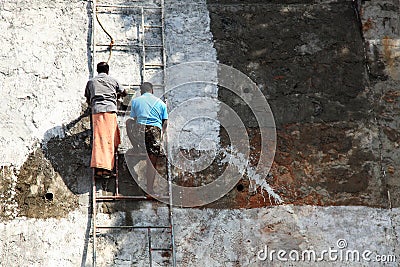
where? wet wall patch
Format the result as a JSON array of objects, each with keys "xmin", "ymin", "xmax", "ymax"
[
  {"xmin": 13, "ymin": 108, "xmax": 92, "ymax": 219},
  {"xmin": 205, "ymin": 1, "xmax": 388, "ymax": 207},
  {"xmin": 208, "ymin": 1, "xmax": 369, "ymax": 126},
  {"xmin": 16, "ymin": 149, "xmax": 79, "ymax": 219}
]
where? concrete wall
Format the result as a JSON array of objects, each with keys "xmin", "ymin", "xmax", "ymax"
[
  {"xmin": 164, "ymin": 0, "xmax": 220, "ymax": 155},
  {"xmin": 208, "ymin": 0, "xmax": 400, "ymax": 208},
  {"xmin": 0, "ymin": 0, "xmax": 88, "ymax": 167},
  {"xmin": 0, "ymin": 0, "xmax": 89, "ymax": 220},
  {"xmin": 1, "ymin": 206, "xmax": 399, "ymax": 266},
  {"xmin": 0, "ymin": 0, "xmax": 399, "ymax": 266},
  {"xmin": 361, "ymin": 0, "xmax": 400, "ymax": 208}
]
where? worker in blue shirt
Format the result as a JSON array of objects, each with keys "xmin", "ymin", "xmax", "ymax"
[{"xmin": 130, "ymin": 82, "xmax": 168, "ymax": 195}]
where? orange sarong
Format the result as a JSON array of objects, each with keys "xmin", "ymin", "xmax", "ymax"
[{"xmin": 90, "ymin": 112, "xmax": 120, "ymax": 170}]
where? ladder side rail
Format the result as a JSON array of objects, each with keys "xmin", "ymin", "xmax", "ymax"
[
  {"xmin": 160, "ymin": 0, "xmax": 177, "ymax": 265},
  {"xmin": 115, "ymin": 152, "xmax": 119, "ymax": 195},
  {"xmin": 92, "ymin": 169, "xmax": 97, "ymax": 267},
  {"xmin": 91, "ymin": 2, "xmax": 97, "ymax": 265},
  {"xmin": 92, "ymin": 0, "xmax": 97, "ymax": 78},
  {"xmin": 148, "ymin": 228, "xmax": 153, "ymax": 267}
]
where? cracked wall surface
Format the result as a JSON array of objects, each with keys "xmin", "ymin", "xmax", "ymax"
[
  {"xmin": 1, "ymin": 206, "xmax": 399, "ymax": 266},
  {"xmin": 0, "ymin": 0, "xmax": 89, "ymax": 167},
  {"xmin": 0, "ymin": 0, "xmax": 399, "ymax": 266},
  {"xmin": 207, "ymin": 0, "xmax": 400, "ymax": 208},
  {"xmin": 0, "ymin": 0, "xmax": 90, "ymax": 221},
  {"xmin": 360, "ymin": 0, "xmax": 400, "ymax": 208}
]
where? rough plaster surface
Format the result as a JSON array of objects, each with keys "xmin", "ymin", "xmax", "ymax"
[
  {"xmin": 0, "ymin": 0, "xmax": 90, "ymax": 220},
  {"xmin": 0, "ymin": 206, "xmax": 399, "ymax": 266},
  {"xmin": 207, "ymin": 0, "xmax": 400, "ymax": 208},
  {"xmin": 0, "ymin": 0, "xmax": 400, "ymax": 266},
  {"xmin": 360, "ymin": 0, "xmax": 400, "ymax": 207},
  {"xmin": 164, "ymin": 0, "xmax": 220, "ymax": 151},
  {"xmin": 0, "ymin": 0, "xmax": 89, "ymax": 167}
]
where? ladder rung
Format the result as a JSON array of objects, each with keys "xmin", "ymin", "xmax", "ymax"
[
  {"xmin": 121, "ymin": 84, "xmax": 141, "ymax": 87},
  {"xmin": 96, "ymin": 225, "xmax": 171, "ymax": 230},
  {"xmin": 96, "ymin": 195, "xmax": 150, "ymax": 200},
  {"xmin": 95, "ymin": 5, "xmax": 162, "ymax": 11},
  {"xmin": 120, "ymin": 84, "xmax": 164, "ymax": 88},
  {"xmin": 124, "ymin": 151, "xmax": 149, "ymax": 158},
  {"xmin": 116, "ymin": 111, "xmax": 129, "ymax": 116},
  {"xmin": 145, "ymin": 63, "xmax": 164, "ymax": 68},
  {"xmin": 96, "ymin": 4, "xmax": 141, "ymax": 9},
  {"xmin": 151, "ymin": 248, "xmax": 172, "ymax": 251},
  {"xmin": 144, "ymin": 25, "xmax": 162, "ymax": 28},
  {"xmin": 96, "ymin": 44, "xmax": 134, "ymax": 47},
  {"xmin": 96, "ymin": 43, "xmax": 163, "ymax": 48},
  {"xmin": 145, "ymin": 44, "xmax": 163, "ymax": 48},
  {"xmin": 143, "ymin": 7, "xmax": 162, "ymax": 10},
  {"xmin": 95, "ymin": 194, "xmax": 170, "ymax": 201}
]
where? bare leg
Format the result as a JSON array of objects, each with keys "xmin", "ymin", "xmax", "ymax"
[{"xmin": 146, "ymin": 154, "xmax": 158, "ymax": 194}]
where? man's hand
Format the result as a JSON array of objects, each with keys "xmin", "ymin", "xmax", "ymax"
[
  {"xmin": 118, "ymin": 89, "xmax": 127, "ymax": 98},
  {"xmin": 162, "ymin": 119, "xmax": 168, "ymax": 134}
]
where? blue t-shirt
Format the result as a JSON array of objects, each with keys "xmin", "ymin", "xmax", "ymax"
[{"xmin": 130, "ymin": 93, "xmax": 168, "ymax": 129}]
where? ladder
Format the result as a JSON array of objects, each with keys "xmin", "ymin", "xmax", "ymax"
[
  {"xmin": 91, "ymin": 0, "xmax": 166, "ymax": 91},
  {"xmin": 90, "ymin": 0, "xmax": 175, "ymax": 266}
]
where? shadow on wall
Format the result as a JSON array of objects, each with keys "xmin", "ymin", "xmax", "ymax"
[
  {"xmin": 43, "ymin": 105, "xmax": 93, "ymax": 267},
  {"xmin": 14, "ymin": 105, "xmax": 92, "ymax": 219},
  {"xmin": 13, "ymin": 0, "xmax": 93, "ymax": 218},
  {"xmin": 44, "ymin": 106, "xmax": 92, "ymax": 195}
]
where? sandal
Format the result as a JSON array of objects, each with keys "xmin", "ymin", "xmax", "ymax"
[
  {"xmin": 94, "ymin": 168, "xmax": 113, "ymax": 179},
  {"xmin": 94, "ymin": 169, "xmax": 103, "ymax": 177}
]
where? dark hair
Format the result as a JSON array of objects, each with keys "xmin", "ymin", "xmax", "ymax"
[
  {"xmin": 97, "ymin": 62, "xmax": 109, "ymax": 74},
  {"xmin": 140, "ymin": 82, "xmax": 153, "ymax": 94}
]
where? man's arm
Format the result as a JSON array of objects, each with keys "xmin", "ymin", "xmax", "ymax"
[
  {"xmin": 130, "ymin": 99, "xmax": 136, "ymax": 118},
  {"xmin": 161, "ymin": 102, "xmax": 168, "ymax": 134},
  {"xmin": 116, "ymin": 80, "xmax": 127, "ymax": 98},
  {"xmin": 162, "ymin": 119, "xmax": 167, "ymax": 133},
  {"xmin": 85, "ymin": 82, "xmax": 91, "ymax": 106},
  {"xmin": 117, "ymin": 89, "xmax": 127, "ymax": 98}
]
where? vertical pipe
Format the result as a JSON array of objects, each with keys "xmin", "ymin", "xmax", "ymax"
[{"xmin": 161, "ymin": 0, "xmax": 167, "ymax": 85}]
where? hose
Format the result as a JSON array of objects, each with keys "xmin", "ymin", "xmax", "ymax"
[{"xmin": 95, "ymin": 8, "xmax": 114, "ymax": 63}]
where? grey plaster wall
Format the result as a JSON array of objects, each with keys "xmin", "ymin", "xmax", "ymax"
[
  {"xmin": 0, "ymin": 0, "xmax": 90, "ymax": 220},
  {"xmin": 361, "ymin": 0, "xmax": 400, "ymax": 208},
  {"xmin": 0, "ymin": 0, "xmax": 399, "ymax": 266},
  {"xmin": 164, "ymin": 0, "xmax": 219, "ymax": 151},
  {"xmin": 0, "ymin": 0, "xmax": 89, "ymax": 167},
  {"xmin": 1, "ymin": 206, "xmax": 399, "ymax": 266}
]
